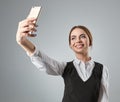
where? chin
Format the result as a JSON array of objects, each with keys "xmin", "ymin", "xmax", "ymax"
[
  {"xmin": 75, "ymin": 50, "xmax": 84, "ymax": 54},
  {"xmin": 75, "ymin": 49, "xmax": 88, "ymax": 54}
]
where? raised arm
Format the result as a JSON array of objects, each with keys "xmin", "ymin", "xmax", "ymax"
[
  {"xmin": 16, "ymin": 18, "xmax": 37, "ymax": 56},
  {"xmin": 16, "ymin": 18, "xmax": 66, "ymax": 75}
]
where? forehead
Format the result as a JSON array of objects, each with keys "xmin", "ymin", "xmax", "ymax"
[{"xmin": 71, "ymin": 28, "xmax": 87, "ymax": 36}]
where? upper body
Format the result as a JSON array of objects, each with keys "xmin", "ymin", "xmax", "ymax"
[
  {"xmin": 29, "ymin": 49, "xmax": 109, "ymax": 102},
  {"xmin": 16, "ymin": 18, "xmax": 109, "ymax": 102}
]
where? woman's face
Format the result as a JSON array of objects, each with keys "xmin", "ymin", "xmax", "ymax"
[{"xmin": 70, "ymin": 28, "xmax": 90, "ymax": 55}]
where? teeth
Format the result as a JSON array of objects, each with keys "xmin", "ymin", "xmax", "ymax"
[{"xmin": 76, "ymin": 44, "xmax": 84, "ymax": 48}]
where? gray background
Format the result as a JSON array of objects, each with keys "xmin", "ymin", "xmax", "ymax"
[{"xmin": 0, "ymin": 0, "xmax": 120, "ymax": 102}]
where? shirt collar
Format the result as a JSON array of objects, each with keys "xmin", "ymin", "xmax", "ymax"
[{"xmin": 74, "ymin": 57, "xmax": 95, "ymax": 67}]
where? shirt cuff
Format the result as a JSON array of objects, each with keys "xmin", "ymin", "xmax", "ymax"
[{"xmin": 26, "ymin": 47, "xmax": 39, "ymax": 57}]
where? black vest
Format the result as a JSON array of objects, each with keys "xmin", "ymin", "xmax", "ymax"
[{"xmin": 62, "ymin": 61, "xmax": 103, "ymax": 102}]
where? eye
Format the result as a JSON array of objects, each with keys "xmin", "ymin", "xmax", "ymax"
[
  {"xmin": 71, "ymin": 36, "xmax": 76, "ymax": 40},
  {"xmin": 71, "ymin": 37, "xmax": 75, "ymax": 40},
  {"xmin": 80, "ymin": 34, "xmax": 86, "ymax": 38}
]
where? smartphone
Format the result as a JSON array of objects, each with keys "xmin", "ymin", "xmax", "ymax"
[
  {"xmin": 27, "ymin": 6, "xmax": 41, "ymax": 22},
  {"xmin": 27, "ymin": 6, "xmax": 41, "ymax": 34}
]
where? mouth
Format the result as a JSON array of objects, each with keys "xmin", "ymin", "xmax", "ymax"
[{"xmin": 75, "ymin": 44, "xmax": 84, "ymax": 49}]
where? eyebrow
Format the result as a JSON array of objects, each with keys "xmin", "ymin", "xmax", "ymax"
[
  {"xmin": 80, "ymin": 34, "xmax": 86, "ymax": 36},
  {"xmin": 71, "ymin": 35, "xmax": 76, "ymax": 37},
  {"xmin": 71, "ymin": 34, "xmax": 85, "ymax": 37}
]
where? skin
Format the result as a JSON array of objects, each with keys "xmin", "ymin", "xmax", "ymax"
[
  {"xmin": 16, "ymin": 18, "xmax": 37, "ymax": 56},
  {"xmin": 69, "ymin": 28, "xmax": 91, "ymax": 62}
]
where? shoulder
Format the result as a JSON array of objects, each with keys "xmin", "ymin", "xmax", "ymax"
[
  {"xmin": 94, "ymin": 61, "xmax": 103, "ymax": 67},
  {"xmin": 94, "ymin": 61, "xmax": 109, "ymax": 81},
  {"xmin": 66, "ymin": 61, "xmax": 73, "ymax": 65},
  {"xmin": 94, "ymin": 61, "xmax": 103, "ymax": 74},
  {"xmin": 62, "ymin": 61, "xmax": 73, "ymax": 76},
  {"xmin": 94, "ymin": 61, "xmax": 109, "ymax": 73}
]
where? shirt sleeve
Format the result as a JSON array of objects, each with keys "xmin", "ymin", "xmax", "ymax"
[
  {"xmin": 98, "ymin": 65, "xmax": 109, "ymax": 102},
  {"xmin": 28, "ymin": 48, "xmax": 67, "ymax": 75}
]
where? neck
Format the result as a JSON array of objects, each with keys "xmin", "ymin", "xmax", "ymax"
[{"xmin": 75, "ymin": 52, "xmax": 91, "ymax": 62}]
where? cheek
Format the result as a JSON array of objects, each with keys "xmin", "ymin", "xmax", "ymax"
[
  {"xmin": 69, "ymin": 42, "xmax": 74, "ymax": 49},
  {"xmin": 69, "ymin": 40, "xmax": 74, "ymax": 45},
  {"xmin": 83, "ymin": 39, "xmax": 90, "ymax": 46},
  {"xmin": 87, "ymin": 40, "xmax": 90, "ymax": 46},
  {"xmin": 69, "ymin": 43, "xmax": 73, "ymax": 48}
]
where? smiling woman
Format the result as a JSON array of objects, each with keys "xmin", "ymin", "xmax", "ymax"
[
  {"xmin": 16, "ymin": 17, "xmax": 109, "ymax": 102},
  {"xmin": 69, "ymin": 26, "xmax": 93, "ymax": 62}
]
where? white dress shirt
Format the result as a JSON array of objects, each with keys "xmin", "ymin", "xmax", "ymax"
[{"xmin": 28, "ymin": 49, "xmax": 109, "ymax": 102}]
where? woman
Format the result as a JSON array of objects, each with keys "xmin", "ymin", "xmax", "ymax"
[{"xmin": 16, "ymin": 17, "xmax": 109, "ymax": 102}]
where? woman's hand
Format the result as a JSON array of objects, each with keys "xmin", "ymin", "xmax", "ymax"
[
  {"xmin": 16, "ymin": 18, "xmax": 38, "ymax": 56},
  {"xmin": 16, "ymin": 18, "xmax": 37, "ymax": 44}
]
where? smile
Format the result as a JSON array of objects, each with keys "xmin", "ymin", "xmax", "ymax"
[{"xmin": 75, "ymin": 44, "xmax": 84, "ymax": 49}]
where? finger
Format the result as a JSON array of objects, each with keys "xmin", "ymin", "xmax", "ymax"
[
  {"xmin": 29, "ymin": 28, "xmax": 37, "ymax": 32},
  {"xmin": 28, "ymin": 22, "xmax": 38, "ymax": 28},
  {"xmin": 23, "ymin": 22, "xmax": 37, "ymax": 29},
  {"xmin": 26, "ymin": 18, "xmax": 37, "ymax": 24},
  {"xmin": 29, "ymin": 24, "xmax": 37, "ymax": 30},
  {"xmin": 19, "ymin": 20, "xmax": 29, "ymax": 28},
  {"xmin": 20, "ymin": 21, "xmax": 37, "ymax": 30},
  {"xmin": 28, "ymin": 33, "xmax": 37, "ymax": 37},
  {"xmin": 19, "ymin": 18, "xmax": 37, "ymax": 28},
  {"xmin": 18, "ymin": 27, "xmax": 30, "ymax": 34},
  {"xmin": 21, "ymin": 32, "xmax": 36, "ymax": 37}
]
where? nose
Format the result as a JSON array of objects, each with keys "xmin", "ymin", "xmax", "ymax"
[{"xmin": 76, "ymin": 37, "xmax": 82, "ymax": 43}]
